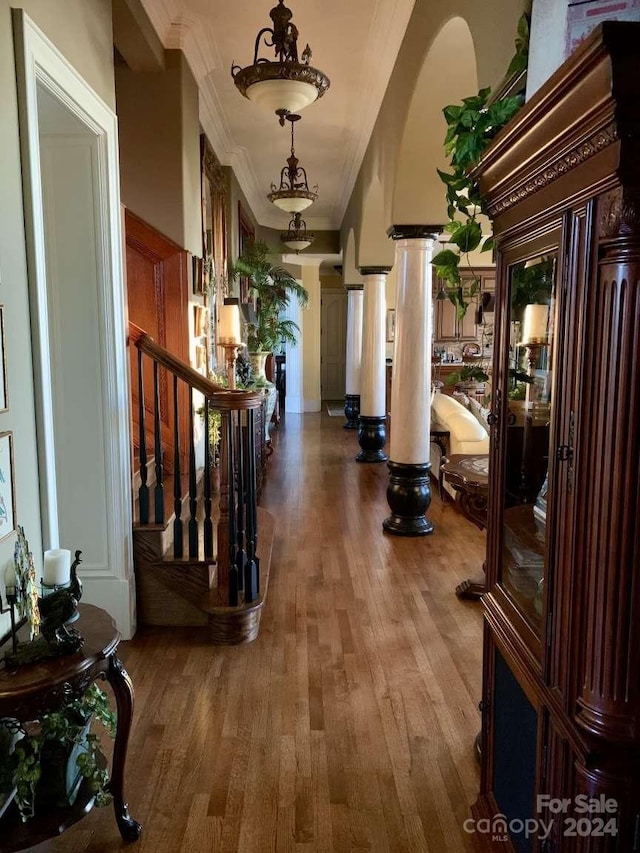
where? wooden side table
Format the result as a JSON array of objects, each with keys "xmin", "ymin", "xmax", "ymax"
[
  {"xmin": 0, "ymin": 604, "xmax": 141, "ymax": 851},
  {"xmin": 441, "ymin": 453, "xmax": 489, "ymax": 599}
]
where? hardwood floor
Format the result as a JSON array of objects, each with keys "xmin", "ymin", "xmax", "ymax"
[{"xmin": 33, "ymin": 411, "xmax": 486, "ymax": 853}]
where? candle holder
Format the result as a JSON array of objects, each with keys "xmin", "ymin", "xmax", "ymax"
[
  {"xmin": 3, "ymin": 548, "xmax": 84, "ymax": 669},
  {"xmin": 220, "ymin": 341, "xmax": 243, "ymax": 390},
  {"xmin": 0, "ymin": 587, "xmax": 20, "ymax": 656}
]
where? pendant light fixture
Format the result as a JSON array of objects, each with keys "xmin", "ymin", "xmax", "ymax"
[
  {"xmin": 231, "ymin": 0, "xmax": 330, "ymax": 126},
  {"xmin": 267, "ymin": 113, "xmax": 318, "ymax": 213},
  {"xmin": 281, "ymin": 212, "xmax": 315, "ymax": 253}
]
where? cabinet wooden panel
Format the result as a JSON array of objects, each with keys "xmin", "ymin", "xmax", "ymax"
[
  {"xmin": 471, "ymin": 24, "xmax": 640, "ymax": 853},
  {"xmin": 433, "ymin": 268, "xmax": 495, "ymax": 343}
]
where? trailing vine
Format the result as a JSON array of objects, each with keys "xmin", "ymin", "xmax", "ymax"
[
  {"xmin": 433, "ymin": 13, "xmax": 530, "ymax": 319},
  {"xmin": 0, "ymin": 684, "xmax": 116, "ymax": 823}
]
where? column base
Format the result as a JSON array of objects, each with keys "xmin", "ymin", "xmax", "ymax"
[
  {"xmin": 343, "ymin": 395, "xmax": 360, "ymax": 429},
  {"xmin": 356, "ymin": 415, "xmax": 388, "ymax": 463},
  {"xmin": 383, "ymin": 461, "xmax": 433, "ymax": 536}
]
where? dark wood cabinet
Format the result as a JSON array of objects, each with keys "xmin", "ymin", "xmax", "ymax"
[{"xmin": 472, "ymin": 23, "xmax": 640, "ymax": 853}]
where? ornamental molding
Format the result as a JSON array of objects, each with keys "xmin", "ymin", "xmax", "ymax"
[
  {"xmin": 490, "ymin": 124, "xmax": 618, "ymax": 216},
  {"xmin": 599, "ymin": 187, "xmax": 640, "ymax": 239}
]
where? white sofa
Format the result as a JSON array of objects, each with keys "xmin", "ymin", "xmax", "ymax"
[{"xmin": 430, "ymin": 392, "xmax": 490, "ymax": 498}]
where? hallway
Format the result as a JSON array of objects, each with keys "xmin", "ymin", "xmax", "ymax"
[{"xmin": 40, "ymin": 411, "xmax": 485, "ymax": 853}]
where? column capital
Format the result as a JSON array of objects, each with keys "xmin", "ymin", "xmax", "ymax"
[
  {"xmin": 345, "ymin": 283, "xmax": 364, "ymax": 291},
  {"xmin": 358, "ymin": 266, "xmax": 392, "ymax": 276},
  {"xmin": 387, "ymin": 225, "xmax": 443, "ymax": 241}
]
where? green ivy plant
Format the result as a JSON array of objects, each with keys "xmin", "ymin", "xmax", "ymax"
[
  {"xmin": 0, "ymin": 684, "xmax": 116, "ymax": 823},
  {"xmin": 433, "ymin": 14, "xmax": 530, "ymax": 319}
]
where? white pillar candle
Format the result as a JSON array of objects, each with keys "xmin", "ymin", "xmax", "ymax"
[
  {"xmin": 219, "ymin": 299, "xmax": 241, "ymax": 344},
  {"xmin": 522, "ymin": 304, "xmax": 549, "ymax": 344},
  {"xmin": 43, "ymin": 548, "xmax": 71, "ymax": 586}
]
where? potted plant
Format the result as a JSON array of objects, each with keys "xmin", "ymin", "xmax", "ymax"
[
  {"xmin": 231, "ymin": 240, "xmax": 308, "ymax": 436},
  {"xmin": 446, "ymin": 363, "xmax": 490, "ymax": 395},
  {"xmin": 0, "ymin": 683, "xmax": 116, "ymax": 823},
  {"xmin": 432, "ymin": 14, "xmax": 530, "ymax": 320}
]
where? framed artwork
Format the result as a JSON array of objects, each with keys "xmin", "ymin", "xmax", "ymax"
[
  {"xmin": 0, "ymin": 431, "xmax": 15, "ymax": 541},
  {"xmin": 386, "ymin": 309, "xmax": 396, "ymax": 343},
  {"xmin": 238, "ymin": 201, "xmax": 255, "ymax": 305},
  {"xmin": 0, "ymin": 306, "xmax": 7, "ymax": 411}
]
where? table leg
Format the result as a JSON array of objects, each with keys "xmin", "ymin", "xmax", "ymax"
[
  {"xmin": 455, "ymin": 561, "xmax": 488, "ymax": 600},
  {"xmin": 106, "ymin": 655, "xmax": 142, "ymax": 841}
]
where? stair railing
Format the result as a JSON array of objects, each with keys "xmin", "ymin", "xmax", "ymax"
[{"xmin": 129, "ymin": 323, "xmax": 264, "ymax": 606}]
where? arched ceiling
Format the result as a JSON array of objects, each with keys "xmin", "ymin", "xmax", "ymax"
[{"xmin": 392, "ymin": 16, "xmax": 478, "ymax": 224}]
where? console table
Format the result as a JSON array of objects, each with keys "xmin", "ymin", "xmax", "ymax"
[
  {"xmin": 441, "ymin": 453, "xmax": 488, "ymax": 599},
  {"xmin": 0, "ymin": 604, "xmax": 141, "ymax": 851}
]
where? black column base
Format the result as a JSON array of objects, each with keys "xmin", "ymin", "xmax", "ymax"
[
  {"xmin": 356, "ymin": 415, "xmax": 388, "ymax": 463},
  {"xmin": 383, "ymin": 460, "xmax": 434, "ymax": 536},
  {"xmin": 343, "ymin": 395, "xmax": 360, "ymax": 429}
]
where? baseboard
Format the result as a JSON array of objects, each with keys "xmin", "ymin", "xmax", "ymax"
[{"xmin": 80, "ymin": 576, "xmax": 136, "ymax": 639}]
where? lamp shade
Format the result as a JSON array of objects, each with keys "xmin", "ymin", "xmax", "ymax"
[
  {"xmin": 522, "ymin": 304, "xmax": 549, "ymax": 344},
  {"xmin": 245, "ymin": 77, "xmax": 320, "ymax": 115},
  {"xmin": 270, "ymin": 193, "xmax": 315, "ymax": 213},
  {"xmin": 219, "ymin": 298, "xmax": 241, "ymax": 344},
  {"xmin": 283, "ymin": 237, "xmax": 312, "ymax": 252}
]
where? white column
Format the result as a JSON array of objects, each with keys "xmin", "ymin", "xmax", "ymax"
[
  {"xmin": 284, "ymin": 295, "xmax": 303, "ymax": 413},
  {"xmin": 384, "ymin": 226, "xmax": 440, "ymax": 536},
  {"xmin": 356, "ymin": 267, "xmax": 390, "ymax": 463},
  {"xmin": 344, "ymin": 285, "xmax": 363, "ymax": 428},
  {"xmin": 360, "ymin": 269, "xmax": 388, "ymax": 418},
  {"xmin": 345, "ymin": 286, "xmax": 364, "ymax": 395},
  {"xmin": 390, "ymin": 237, "xmax": 434, "ymax": 461}
]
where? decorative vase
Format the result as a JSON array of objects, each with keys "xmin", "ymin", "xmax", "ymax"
[{"xmin": 248, "ymin": 352, "xmax": 277, "ymax": 442}]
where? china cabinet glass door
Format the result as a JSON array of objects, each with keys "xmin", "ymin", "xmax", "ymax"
[{"xmin": 499, "ymin": 255, "xmax": 557, "ymax": 632}]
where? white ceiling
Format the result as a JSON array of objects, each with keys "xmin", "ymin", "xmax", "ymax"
[{"xmin": 140, "ymin": 0, "xmax": 416, "ymax": 231}]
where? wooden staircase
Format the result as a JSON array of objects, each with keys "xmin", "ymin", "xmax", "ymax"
[{"xmin": 129, "ymin": 324, "xmax": 274, "ymax": 644}]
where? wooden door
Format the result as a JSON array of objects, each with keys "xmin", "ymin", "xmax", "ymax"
[
  {"xmin": 321, "ymin": 289, "xmax": 347, "ymax": 400},
  {"xmin": 125, "ymin": 210, "xmax": 190, "ymax": 473}
]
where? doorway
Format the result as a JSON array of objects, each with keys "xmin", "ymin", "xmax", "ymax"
[
  {"xmin": 321, "ymin": 288, "xmax": 347, "ymax": 401},
  {"xmin": 14, "ymin": 10, "xmax": 134, "ymax": 635}
]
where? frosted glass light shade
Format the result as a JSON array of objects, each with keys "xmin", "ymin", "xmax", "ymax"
[
  {"xmin": 522, "ymin": 304, "xmax": 549, "ymax": 344},
  {"xmin": 283, "ymin": 238, "xmax": 312, "ymax": 252},
  {"xmin": 219, "ymin": 300, "xmax": 241, "ymax": 344},
  {"xmin": 246, "ymin": 79, "xmax": 319, "ymax": 114},
  {"xmin": 270, "ymin": 195, "xmax": 314, "ymax": 213}
]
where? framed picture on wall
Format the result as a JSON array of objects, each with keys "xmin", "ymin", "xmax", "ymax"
[
  {"xmin": 0, "ymin": 307, "xmax": 7, "ymax": 412},
  {"xmin": 0, "ymin": 431, "xmax": 16, "ymax": 541}
]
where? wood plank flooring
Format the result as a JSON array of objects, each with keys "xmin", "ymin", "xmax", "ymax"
[{"xmin": 29, "ymin": 411, "xmax": 486, "ymax": 853}]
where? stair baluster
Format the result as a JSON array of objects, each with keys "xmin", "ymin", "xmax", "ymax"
[
  {"xmin": 236, "ymin": 409, "xmax": 246, "ymax": 591},
  {"xmin": 203, "ymin": 397, "xmax": 214, "ymax": 560},
  {"xmin": 153, "ymin": 361, "xmax": 164, "ymax": 524},
  {"xmin": 188, "ymin": 388, "xmax": 198, "ymax": 558},
  {"xmin": 172, "ymin": 374, "xmax": 183, "ymax": 558},
  {"xmin": 137, "ymin": 349, "xmax": 149, "ymax": 524},
  {"xmin": 245, "ymin": 407, "xmax": 258, "ymax": 602},
  {"xmin": 227, "ymin": 411, "xmax": 239, "ymax": 606}
]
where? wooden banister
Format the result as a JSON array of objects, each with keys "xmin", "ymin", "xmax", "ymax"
[{"xmin": 129, "ymin": 322, "xmax": 262, "ymax": 411}]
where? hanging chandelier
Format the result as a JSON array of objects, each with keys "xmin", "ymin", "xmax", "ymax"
[
  {"xmin": 231, "ymin": 0, "xmax": 330, "ymax": 126},
  {"xmin": 267, "ymin": 114, "xmax": 318, "ymax": 213},
  {"xmin": 281, "ymin": 212, "xmax": 315, "ymax": 253}
]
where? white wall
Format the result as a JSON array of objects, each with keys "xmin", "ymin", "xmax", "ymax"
[{"xmin": 0, "ymin": 0, "xmax": 115, "ymax": 637}]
